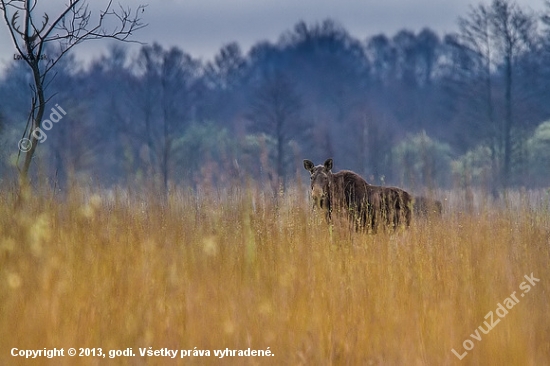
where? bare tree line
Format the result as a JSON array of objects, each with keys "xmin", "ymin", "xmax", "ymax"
[{"xmin": 1, "ymin": 0, "xmax": 550, "ymax": 195}]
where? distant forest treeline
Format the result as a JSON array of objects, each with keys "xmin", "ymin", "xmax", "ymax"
[{"xmin": 1, "ymin": 0, "xmax": 550, "ymax": 193}]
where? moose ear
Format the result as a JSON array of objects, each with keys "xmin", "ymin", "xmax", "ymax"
[
  {"xmin": 303, "ymin": 159, "xmax": 314, "ymax": 172},
  {"xmin": 324, "ymin": 158, "xmax": 333, "ymax": 171}
]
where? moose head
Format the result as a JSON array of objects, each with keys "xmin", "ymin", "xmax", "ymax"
[{"xmin": 303, "ymin": 158, "xmax": 333, "ymax": 209}]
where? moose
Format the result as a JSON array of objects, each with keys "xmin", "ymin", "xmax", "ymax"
[
  {"xmin": 303, "ymin": 158, "xmax": 412, "ymax": 232},
  {"xmin": 413, "ymin": 196, "xmax": 443, "ymax": 217}
]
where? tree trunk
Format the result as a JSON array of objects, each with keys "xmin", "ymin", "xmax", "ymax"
[
  {"xmin": 502, "ymin": 51, "xmax": 513, "ymax": 189},
  {"xmin": 20, "ymin": 60, "xmax": 45, "ymax": 185},
  {"xmin": 276, "ymin": 115, "xmax": 285, "ymax": 191}
]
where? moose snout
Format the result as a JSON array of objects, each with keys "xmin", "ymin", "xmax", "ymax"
[
  {"xmin": 311, "ymin": 186, "xmax": 327, "ymax": 208},
  {"xmin": 311, "ymin": 186, "xmax": 324, "ymax": 199}
]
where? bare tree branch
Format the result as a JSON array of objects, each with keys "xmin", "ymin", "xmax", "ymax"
[{"xmin": 0, "ymin": 0, "xmax": 147, "ymax": 185}]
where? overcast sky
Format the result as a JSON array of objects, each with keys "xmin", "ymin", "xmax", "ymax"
[{"xmin": 0, "ymin": 0, "xmax": 545, "ymax": 72}]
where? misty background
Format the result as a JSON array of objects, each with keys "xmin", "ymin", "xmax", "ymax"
[
  {"xmin": 3, "ymin": 0, "xmax": 542, "ymax": 71},
  {"xmin": 1, "ymin": 0, "xmax": 550, "ymax": 195}
]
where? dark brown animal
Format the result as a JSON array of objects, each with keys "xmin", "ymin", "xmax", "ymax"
[
  {"xmin": 413, "ymin": 196, "xmax": 443, "ymax": 217},
  {"xmin": 303, "ymin": 158, "xmax": 412, "ymax": 231}
]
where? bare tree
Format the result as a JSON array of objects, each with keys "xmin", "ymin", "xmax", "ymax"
[
  {"xmin": 247, "ymin": 71, "xmax": 307, "ymax": 190},
  {"xmin": 123, "ymin": 44, "xmax": 201, "ymax": 194},
  {"xmin": 0, "ymin": 0, "xmax": 146, "ymax": 185},
  {"xmin": 490, "ymin": 0, "xmax": 536, "ymax": 188},
  {"xmin": 352, "ymin": 107, "xmax": 394, "ymax": 184},
  {"xmin": 451, "ymin": 0, "xmax": 536, "ymax": 191},
  {"xmin": 454, "ymin": 3, "xmax": 499, "ymax": 192},
  {"xmin": 159, "ymin": 47, "xmax": 201, "ymax": 194}
]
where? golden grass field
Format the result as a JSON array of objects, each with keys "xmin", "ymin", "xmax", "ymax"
[{"xmin": 1, "ymin": 185, "xmax": 549, "ymax": 365}]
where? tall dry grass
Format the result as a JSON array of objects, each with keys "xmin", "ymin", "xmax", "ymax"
[{"xmin": 1, "ymin": 185, "xmax": 549, "ymax": 365}]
